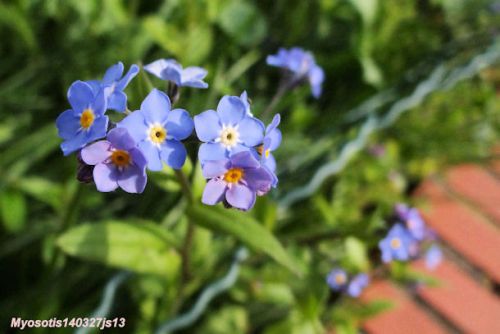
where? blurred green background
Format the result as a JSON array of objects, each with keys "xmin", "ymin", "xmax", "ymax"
[{"xmin": 0, "ymin": 0, "xmax": 499, "ymax": 333}]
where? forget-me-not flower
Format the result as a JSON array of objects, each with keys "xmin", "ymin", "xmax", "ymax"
[
  {"xmin": 118, "ymin": 89, "xmax": 194, "ymax": 171},
  {"xmin": 266, "ymin": 47, "xmax": 325, "ymax": 98},
  {"xmin": 144, "ymin": 59, "xmax": 208, "ymax": 89},
  {"xmin": 379, "ymin": 224, "xmax": 414, "ymax": 263},
  {"xmin": 194, "ymin": 95, "xmax": 265, "ymax": 164},
  {"xmin": 81, "ymin": 128, "xmax": 147, "ymax": 193},
  {"xmin": 201, "ymin": 151, "xmax": 273, "ymax": 211},
  {"xmin": 258, "ymin": 114, "xmax": 281, "ymax": 187},
  {"xmin": 87, "ymin": 62, "xmax": 139, "ymax": 113},
  {"xmin": 326, "ymin": 268, "xmax": 348, "ymax": 291},
  {"xmin": 347, "ymin": 273, "xmax": 370, "ymax": 297},
  {"xmin": 56, "ymin": 81, "xmax": 108, "ymax": 156},
  {"xmin": 395, "ymin": 204, "xmax": 426, "ymax": 241},
  {"xmin": 425, "ymin": 245, "xmax": 442, "ymax": 270}
]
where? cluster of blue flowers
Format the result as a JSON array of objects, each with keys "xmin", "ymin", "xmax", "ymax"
[
  {"xmin": 379, "ymin": 204, "xmax": 442, "ymax": 269},
  {"xmin": 326, "ymin": 269, "xmax": 370, "ymax": 298},
  {"xmin": 56, "ymin": 48, "xmax": 323, "ymax": 211}
]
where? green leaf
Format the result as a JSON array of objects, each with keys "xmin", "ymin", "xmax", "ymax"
[
  {"xmin": 217, "ymin": 0, "xmax": 267, "ymax": 46},
  {"xmin": 0, "ymin": 190, "xmax": 26, "ymax": 233},
  {"xmin": 57, "ymin": 221, "xmax": 180, "ymax": 276},
  {"xmin": 187, "ymin": 204, "xmax": 302, "ymax": 276},
  {"xmin": 344, "ymin": 237, "xmax": 369, "ymax": 271}
]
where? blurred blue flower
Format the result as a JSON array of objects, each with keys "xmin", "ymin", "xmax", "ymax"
[
  {"xmin": 201, "ymin": 151, "xmax": 273, "ymax": 211},
  {"xmin": 326, "ymin": 268, "xmax": 348, "ymax": 291},
  {"xmin": 194, "ymin": 95, "xmax": 265, "ymax": 164},
  {"xmin": 266, "ymin": 47, "xmax": 324, "ymax": 98},
  {"xmin": 117, "ymin": 89, "xmax": 193, "ymax": 171},
  {"xmin": 87, "ymin": 62, "xmax": 139, "ymax": 113},
  {"xmin": 395, "ymin": 204, "xmax": 426, "ymax": 241},
  {"xmin": 347, "ymin": 273, "xmax": 370, "ymax": 297},
  {"xmin": 259, "ymin": 114, "xmax": 282, "ymax": 187},
  {"xmin": 425, "ymin": 244, "xmax": 443, "ymax": 270},
  {"xmin": 144, "ymin": 59, "xmax": 208, "ymax": 88},
  {"xmin": 56, "ymin": 81, "xmax": 108, "ymax": 156},
  {"xmin": 81, "ymin": 128, "xmax": 147, "ymax": 193},
  {"xmin": 379, "ymin": 224, "xmax": 414, "ymax": 263}
]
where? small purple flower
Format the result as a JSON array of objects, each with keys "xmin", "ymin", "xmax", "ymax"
[
  {"xmin": 87, "ymin": 62, "xmax": 139, "ymax": 113},
  {"xmin": 201, "ymin": 151, "xmax": 273, "ymax": 211},
  {"xmin": 379, "ymin": 224, "xmax": 414, "ymax": 263},
  {"xmin": 144, "ymin": 59, "xmax": 208, "ymax": 88},
  {"xmin": 118, "ymin": 89, "xmax": 194, "ymax": 171},
  {"xmin": 56, "ymin": 81, "xmax": 108, "ymax": 156},
  {"xmin": 347, "ymin": 273, "xmax": 370, "ymax": 297},
  {"xmin": 258, "ymin": 114, "xmax": 282, "ymax": 187},
  {"xmin": 326, "ymin": 268, "xmax": 348, "ymax": 291},
  {"xmin": 81, "ymin": 128, "xmax": 147, "ymax": 193},
  {"xmin": 194, "ymin": 95, "xmax": 265, "ymax": 164},
  {"xmin": 425, "ymin": 245, "xmax": 442, "ymax": 270},
  {"xmin": 395, "ymin": 204, "xmax": 426, "ymax": 241},
  {"xmin": 266, "ymin": 47, "xmax": 324, "ymax": 98}
]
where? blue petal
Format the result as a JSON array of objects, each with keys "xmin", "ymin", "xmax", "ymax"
[
  {"xmin": 217, "ymin": 96, "xmax": 245, "ymax": 125},
  {"xmin": 243, "ymin": 166, "xmax": 273, "ymax": 192},
  {"xmin": 130, "ymin": 148, "xmax": 148, "ymax": 170},
  {"xmin": 107, "ymin": 127, "xmax": 136, "ymax": 150},
  {"xmin": 309, "ymin": 65, "xmax": 324, "ymax": 98},
  {"xmin": 266, "ymin": 114, "xmax": 281, "ymax": 134},
  {"xmin": 230, "ymin": 151, "xmax": 260, "ymax": 169},
  {"xmin": 194, "ymin": 110, "xmax": 221, "ymax": 142},
  {"xmin": 202, "ymin": 159, "xmax": 229, "ymax": 179},
  {"xmin": 102, "ymin": 62, "xmax": 124, "ymax": 85},
  {"xmin": 198, "ymin": 142, "xmax": 227, "ymax": 164},
  {"xmin": 138, "ymin": 141, "xmax": 162, "ymax": 171},
  {"xmin": 117, "ymin": 164, "xmax": 147, "ymax": 193},
  {"xmin": 238, "ymin": 117, "xmax": 264, "ymax": 147},
  {"xmin": 87, "ymin": 116, "xmax": 109, "ymax": 142},
  {"xmin": 68, "ymin": 81, "xmax": 94, "ymax": 113},
  {"xmin": 160, "ymin": 60, "xmax": 183, "ymax": 84},
  {"xmin": 91, "ymin": 89, "xmax": 108, "ymax": 116},
  {"xmin": 108, "ymin": 91, "xmax": 127, "ymax": 113},
  {"xmin": 144, "ymin": 59, "xmax": 169, "ymax": 79},
  {"xmin": 263, "ymin": 153, "xmax": 277, "ymax": 173},
  {"xmin": 226, "ymin": 184, "xmax": 256, "ymax": 211},
  {"xmin": 267, "ymin": 128, "xmax": 282, "ymax": 151},
  {"xmin": 116, "ymin": 64, "xmax": 139, "ymax": 91},
  {"xmin": 180, "ymin": 67, "xmax": 208, "ymax": 88},
  {"xmin": 202, "ymin": 179, "xmax": 227, "ymax": 205},
  {"xmin": 166, "ymin": 109, "xmax": 194, "ymax": 140},
  {"xmin": 160, "ymin": 140, "xmax": 187, "ymax": 169},
  {"xmin": 118, "ymin": 110, "xmax": 148, "ymax": 144},
  {"xmin": 85, "ymin": 80, "xmax": 101, "ymax": 96},
  {"xmin": 56, "ymin": 109, "xmax": 79, "ymax": 140},
  {"xmin": 60, "ymin": 131, "xmax": 87, "ymax": 156},
  {"xmin": 140, "ymin": 89, "xmax": 171, "ymax": 124}
]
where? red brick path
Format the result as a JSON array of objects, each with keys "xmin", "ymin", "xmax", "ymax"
[{"xmin": 361, "ymin": 162, "xmax": 500, "ymax": 333}]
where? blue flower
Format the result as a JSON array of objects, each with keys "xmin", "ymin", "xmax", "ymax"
[
  {"xmin": 425, "ymin": 245, "xmax": 442, "ymax": 270},
  {"xmin": 347, "ymin": 273, "xmax": 370, "ymax": 297},
  {"xmin": 259, "ymin": 114, "xmax": 281, "ymax": 187},
  {"xmin": 56, "ymin": 81, "xmax": 108, "ymax": 156},
  {"xmin": 326, "ymin": 268, "xmax": 348, "ymax": 291},
  {"xmin": 117, "ymin": 89, "xmax": 194, "ymax": 171},
  {"xmin": 266, "ymin": 47, "xmax": 325, "ymax": 98},
  {"xmin": 194, "ymin": 95, "xmax": 265, "ymax": 164},
  {"xmin": 87, "ymin": 62, "xmax": 139, "ymax": 113},
  {"xmin": 379, "ymin": 224, "xmax": 415, "ymax": 263},
  {"xmin": 201, "ymin": 151, "xmax": 273, "ymax": 211},
  {"xmin": 395, "ymin": 204, "xmax": 426, "ymax": 241},
  {"xmin": 144, "ymin": 59, "xmax": 208, "ymax": 88}
]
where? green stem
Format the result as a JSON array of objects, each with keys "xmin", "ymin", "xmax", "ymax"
[{"xmin": 261, "ymin": 80, "xmax": 289, "ymax": 119}]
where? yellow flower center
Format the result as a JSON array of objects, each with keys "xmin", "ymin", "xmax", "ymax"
[
  {"xmin": 335, "ymin": 273, "xmax": 346, "ymax": 285},
  {"xmin": 219, "ymin": 125, "xmax": 239, "ymax": 148},
  {"xmin": 224, "ymin": 168, "xmax": 244, "ymax": 183},
  {"xmin": 257, "ymin": 145, "xmax": 270, "ymax": 158},
  {"xmin": 110, "ymin": 150, "xmax": 131, "ymax": 168},
  {"xmin": 149, "ymin": 123, "xmax": 167, "ymax": 145},
  {"xmin": 390, "ymin": 237, "xmax": 401, "ymax": 249},
  {"xmin": 80, "ymin": 108, "xmax": 95, "ymax": 129}
]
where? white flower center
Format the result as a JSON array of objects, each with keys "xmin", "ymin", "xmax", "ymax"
[
  {"xmin": 217, "ymin": 124, "xmax": 240, "ymax": 149},
  {"xmin": 147, "ymin": 122, "xmax": 167, "ymax": 147}
]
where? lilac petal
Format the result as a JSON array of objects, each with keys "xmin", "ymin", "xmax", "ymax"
[
  {"xmin": 166, "ymin": 109, "xmax": 194, "ymax": 140},
  {"xmin": 160, "ymin": 140, "xmax": 187, "ymax": 169},
  {"xmin": 102, "ymin": 62, "xmax": 124, "ymax": 85},
  {"xmin": 117, "ymin": 165, "xmax": 147, "ymax": 193},
  {"xmin": 140, "ymin": 89, "xmax": 171, "ymax": 124},
  {"xmin": 68, "ymin": 81, "xmax": 94, "ymax": 113},
  {"xmin": 138, "ymin": 141, "xmax": 163, "ymax": 171},
  {"xmin": 56, "ymin": 109, "xmax": 80, "ymax": 140},
  {"xmin": 266, "ymin": 114, "xmax": 281, "ymax": 134},
  {"xmin": 144, "ymin": 59, "xmax": 169, "ymax": 79},
  {"xmin": 243, "ymin": 167, "xmax": 273, "ymax": 192},
  {"xmin": 116, "ymin": 64, "xmax": 139, "ymax": 91},
  {"xmin": 238, "ymin": 117, "xmax": 264, "ymax": 147},
  {"xmin": 198, "ymin": 142, "xmax": 227, "ymax": 163},
  {"xmin": 263, "ymin": 153, "xmax": 277, "ymax": 173},
  {"xmin": 229, "ymin": 151, "xmax": 260, "ymax": 169},
  {"xmin": 107, "ymin": 127, "xmax": 136, "ymax": 150},
  {"xmin": 226, "ymin": 184, "xmax": 256, "ymax": 211},
  {"xmin": 194, "ymin": 110, "xmax": 221, "ymax": 142},
  {"xmin": 81, "ymin": 140, "xmax": 111, "ymax": 165},
  {"xmin": 202, "ymin": 179, "xmax": 227, "ymax": 205},
  {"xmin": 118, "ymin": 110, "xmax": 148, "ymax": 143},
  {"xmin": 217, "ymin": 96, "xmax": 246, "ymax": 125},
  {"xmin": 267, "ymin": 128, "xmax": 282, "ymax": 151},
  {"xmin": 93, "ymin": 163, "xmax": 119, "ymax": 192},
  {"xmin": 130, "ymin": 148, "xmax": 147, "ymax": 170},
  {"xmin": 60, "ymin": 131, "xmax": 87, "ymax": 156},
  {"xmin": 309, "ymin": 65, "xmax": 324, "ymax": 98},
  {"xmin": 108, "ymin": 91, "xmax": 127, "ymax": 113},
  {"xmin": 202, "ymin": 159, "xmax": 229, "ymax": 179}
]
